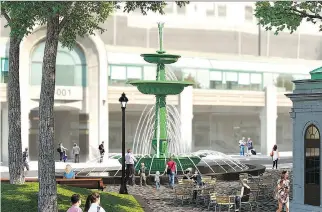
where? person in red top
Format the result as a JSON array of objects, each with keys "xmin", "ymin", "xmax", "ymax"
[{"xmin": 165, "ymin": 157, "xmax": 177, "ymax": 189}]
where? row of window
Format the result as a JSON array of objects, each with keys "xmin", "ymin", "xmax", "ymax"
[
  {"xmin": 108, "ymin": 64, "xmax": 309, "ymax": 91},
  {"xmin": 0, "ymin": 57, "xmax": 310, "ymax": 92},
  {"xmin": 145, "ymin": 3, "xmax": 255, "ymax": 21}
]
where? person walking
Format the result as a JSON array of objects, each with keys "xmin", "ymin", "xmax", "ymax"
[
  {"xmin": 238, "ymin": 137, "xmax": 246, "ymax": 156},
  {"xmin": 57, "ymin": 143, "xmax": 67, "ymax": 162},
  {"xmin": 247, "ymin": 137, "xmax": 253, "ymax": 156},
  {"xmin": 72, "ymin": 143, "xmax": 80, "ymax": 163},
  {"xmin": 125, "ymin": 148, "xmax": 137, "ymax": 186},
  {"xmin": 276, "ymin": 170, "xmax": 290, "ymax": 212},
  {"xmin": 98, "ymin": 141, "xmax": 105, "ymax": 163},
  {"xmin": 271, "ymin": 144, "xmax": 280, "ymax": 169},
  {"xmin": 22, "ymin": 147, "xmax": 30, "ymax": 172},
  {"xmin": 165, "ymin": 157, "xmax": 177, "ymax": 189},
  {"xmin": 138, "ymin": 162, "xmax": 147, "ymax": 186}
]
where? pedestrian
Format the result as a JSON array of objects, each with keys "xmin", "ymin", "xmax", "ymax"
[
  {"xmin": 271, "ymin": 144, "xmax": 279, "ymax": 169},
  {"xmin": 84, "ymin": 192, "xmax": 106, "ymax": 212},
  {"xmin": 247, "ymin": 137, "xmax": 253, "ymax": 156},
  {"xmin": 67, "ymin": 194, "xmax": 83, "ymax": 212},
  {"xmin": 276, "ymin": 170, "xmax": 290, "ymax": 212},
  {"xmin": 125, "ymin": 148, "xmax": 137, "ymax": 186},
  {"xmin": 72, "ymin": 143, "xmax": 80, "ymax": 163},
  {"xmin": 57, "ymin": 143, "xmax": 67, "ymax": 162},
  {"xmin": 165, "ymin": 157, "xmax": 176, "ymax": 189},
  {"xmin": 155, "ymin": 171, "xmax": 161, "ymax": 190},
  {"xmin": 238, "ymin": 137, "xmax": 246, "ymax": 156},
  {"xmin": 22, "ymin": 147, "xmax": 30, "ymax": 172},
  {"xmin": 138, "ymin": 162, "xmax": 147, "ymax": 186},
  {"xmin": 98, "ymin": 141, "xmax": 105, "ymax": 163}
]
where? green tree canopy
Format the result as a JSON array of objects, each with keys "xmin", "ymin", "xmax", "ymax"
[{"xmin": 255, "ymin": 1, "xmax": 322, "ymax": 34}]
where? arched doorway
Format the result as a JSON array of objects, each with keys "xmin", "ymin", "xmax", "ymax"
[{"xmin": 304, "ymin": 124, "xmax": 320, "ymax": 206}]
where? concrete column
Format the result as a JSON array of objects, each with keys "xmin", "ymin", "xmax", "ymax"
[
  {"xmin": 260, "ymin": 84, "xmax": 277, "ymax": 155},
  {"xmin": 0, "ymin": 102, "xmax": 2, "ymax": 162},
  {"xmin": 87, "ymin": 64, "xmax": 99, "ymax": 162},
  {"xmin": 2, "ymin": 104, "xmax": 8, "ymax": 164},
  {"xmin": 179, "ymin": 86, "xmax": 193, "ymax": 153}
]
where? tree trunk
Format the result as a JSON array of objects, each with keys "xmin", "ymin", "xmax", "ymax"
[
  {"xmin": 7, "ymin": 36, "xmax": 24, "ymax": 184},
  {"xmin": 38, "ymin": 15, "xmax": 60, "ymax": 212}
]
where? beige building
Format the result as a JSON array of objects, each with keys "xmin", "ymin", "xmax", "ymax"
[{"xmin": 1, "ymin": 3, "xmax": 321, "ymax": 163}]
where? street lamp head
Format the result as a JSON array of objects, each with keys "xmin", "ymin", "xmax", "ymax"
[{"xmin": 119, "ymin": 92, "xmax": 128, "ymax": 109}]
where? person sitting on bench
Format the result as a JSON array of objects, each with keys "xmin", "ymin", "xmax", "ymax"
[{"xmin": 63, "ymin": 164, "xmax": 75, "ymax": 179}]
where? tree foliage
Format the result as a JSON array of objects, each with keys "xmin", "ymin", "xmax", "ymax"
[{"xmin": 255, "ymin": 1, "xmax": 322, "ymax": 34}]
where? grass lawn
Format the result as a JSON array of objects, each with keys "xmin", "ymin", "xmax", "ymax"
[{"xmin": 1, "ymin": 182, "xmax": 144, "ymax": 212}]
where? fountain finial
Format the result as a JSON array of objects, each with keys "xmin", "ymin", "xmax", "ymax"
[{"xmin": 157, "ymin": 22, "xmax": 166, "ymax": 54}]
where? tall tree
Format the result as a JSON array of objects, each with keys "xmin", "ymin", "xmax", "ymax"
[
  {"xmin": 36, "ymin": 2, "xmax": 188, "ymax": 211},
  {"xmin": 0, "ymin": 2, "xmax": 39, "ymax": 184},
  {"xmin": 255, "ymin": 1, "xmax": 322, "ymax": 34}
]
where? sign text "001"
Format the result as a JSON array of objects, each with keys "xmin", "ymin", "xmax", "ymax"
[{"xmin": 55, "ymin": 88, "xmax": 71, "ymax": 96}]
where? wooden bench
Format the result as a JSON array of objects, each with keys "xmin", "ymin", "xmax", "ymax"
[
  {"xmin": 0, "ymin": 178, "xmax": 38, "ymax": 182},
  {"xmin": 56, "ymin": 178, "xmax": 105, "ymax": 191}
]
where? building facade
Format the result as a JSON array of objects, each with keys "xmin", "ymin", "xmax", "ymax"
[
  {"xmin": 1, "ymin": 3, "xmax": 322, "ymax": 163},
  {"xmin": 287, "ymin": 73, "xmax": 322, "ymax": 211}
]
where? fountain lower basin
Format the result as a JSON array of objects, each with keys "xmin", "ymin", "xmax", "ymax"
[
  {"xmin": 128, "ymin": 80, "xmax": 193, "ymax": 95},
  {"xmin": 118, "ymin": 156, "xmax": 202, "ymax": 173}
]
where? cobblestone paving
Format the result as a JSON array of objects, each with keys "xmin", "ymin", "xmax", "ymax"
[{"xmin": 105, "ymin": 169, "xmax": 293, "ymax": 212}]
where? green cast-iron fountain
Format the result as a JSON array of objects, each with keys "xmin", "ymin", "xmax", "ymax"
[{"xmin": 119, "ymin": 23, "xmax": 201, "ymax": 173}]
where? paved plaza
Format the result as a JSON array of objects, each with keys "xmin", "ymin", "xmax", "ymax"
[{"xmin": 106, "ymin": 169, "xmax": 292, "ymax": 212}]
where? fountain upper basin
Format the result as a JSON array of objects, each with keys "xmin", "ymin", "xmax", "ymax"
[
  {"xmin": 141, "ymin": 53, "xmax": 181, "ymax": 64},
  {"xmin": 128, "ymin": 80, "xmax": 193, "ymax": 95}
]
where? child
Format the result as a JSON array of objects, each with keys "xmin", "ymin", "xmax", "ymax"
[
  {"xmin": 155, "ymin": 171, "xmax": 160, "ymax": 190},
  {"xmin": 138, "ymin": 163, "xmax": 147, "ymax": 186},
  {"xmin": 63, "ymin": 150, "xmax": 68, "ymax": 163}
]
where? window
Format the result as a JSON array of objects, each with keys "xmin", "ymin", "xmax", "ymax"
[
  {"xmin": 238, "ymin": 73, "xmax": 250, "ymax": 90},
  {"xmin": 206, "ymin": 3, "xmax": 215, "ymax": 16},
  {"xmin": 111, "ymin": 66, "xmax": 126, "ymax": 80},
  {"xmin": 1, "ymin": 58, "xmax": 8, "ymax": 83},
  {"xmin": 250, "ymin": 73, "xmax": 262, "ymax": 90},
  {"xmin": 127, "ymin": 66, "xmax": 142, "ymax": 80},
  {"xmin": 245, "ymin": 6, "xmax": 254, "ymax": 21},
  {"xmin": 304, "ymin": 124, "xmax": 320, "ymax": 206},
  {"xmin": 176, "ymin": 4, "xmax": 186, "ymax": 14},
  {"xmin": 224, "ymin": 72, "xmax": 238, "ymax": 90},
  {"xmin": 143, "ymin": 66, "xmax": 156, "ymax": 80},
  {"xmin": 210, "ymin": 71, "xmax": 223, "ymax": 89},
  {"xmin": 217, "ymin": 5, "xmax": 227, "ymax": 17},
  {"xmin": 31, "ymin": 42, "xmax": 87, "ymax": 87}
]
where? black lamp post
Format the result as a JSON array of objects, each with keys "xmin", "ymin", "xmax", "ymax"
[{"xmin": 119, "ymin": 92, "xmax": 128, "ymax": 194}]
